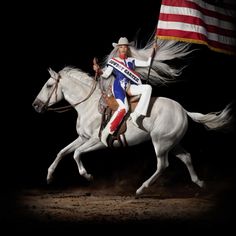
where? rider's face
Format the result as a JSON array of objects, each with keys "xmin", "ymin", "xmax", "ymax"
[{"xmin": 118, "ymin": 45, "xmax": 129, "ymax": 55}]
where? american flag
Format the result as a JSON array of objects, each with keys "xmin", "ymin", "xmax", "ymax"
[{"xmin": 156, "ymin": 0, "xmax": 236, "ymax": 55}]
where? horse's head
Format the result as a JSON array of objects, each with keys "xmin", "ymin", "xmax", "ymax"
[{"xmin": 32, "ymin": 68, "xmax": 64, "ymax": 113}]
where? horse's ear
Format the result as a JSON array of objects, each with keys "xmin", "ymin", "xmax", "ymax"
[{"xmin": 48, "ymin": 68, "xmax": 58, "ymax": 79}]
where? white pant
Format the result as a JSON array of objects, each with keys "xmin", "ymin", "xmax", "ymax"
[
  {"xmin": 129, "ymin": 84, "xmax": 152, "ymax": 116},
  {"xmin": 101, "ymin": 83, "xmax": 152, "ymax": 145}
]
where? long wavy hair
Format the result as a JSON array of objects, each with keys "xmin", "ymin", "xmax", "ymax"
[{"xmin": 101, "ymin": 37, "xmax": 194, "ymax": 87}]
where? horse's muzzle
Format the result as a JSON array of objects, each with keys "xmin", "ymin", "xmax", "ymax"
[{"xmin": 32, "ymin": 99, "xmax": 47, "ymax": 113}]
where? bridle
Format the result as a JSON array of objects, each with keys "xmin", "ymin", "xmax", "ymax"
[
  {"xmin": 44, "ymin": 73, "xmax": 97, "ymax": 113},
  {"xmin": 43, "ymin": 74, "xmax": 61, "ymax": 109}
]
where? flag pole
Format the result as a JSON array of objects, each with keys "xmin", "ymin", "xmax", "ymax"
[{"xmin": 146, "ymin": 35, "xmax": 158, "ymax": 84}]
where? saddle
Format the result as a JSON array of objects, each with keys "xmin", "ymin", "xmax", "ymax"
[{"xmin": 98, "ymin": 93, "xmax": 139, "ymax": 147}]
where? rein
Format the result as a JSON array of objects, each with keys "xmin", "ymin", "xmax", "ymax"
[{"xmin": 47, "ymin": 74, "xmax": 98, "ymax": 113}]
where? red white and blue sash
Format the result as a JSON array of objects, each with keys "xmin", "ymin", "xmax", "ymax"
[{"xmin": 107, "ymin": 58, "xmax": 142, "ymax": 85}]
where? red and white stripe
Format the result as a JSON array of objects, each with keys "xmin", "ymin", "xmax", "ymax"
[{"xmin": 157, "ymin": 0, "xmax": 236, "ymax": 55}]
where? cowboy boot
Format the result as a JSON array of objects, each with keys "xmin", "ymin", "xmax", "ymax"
[
  {"xmin": 101, "ymin": 108, "xmax": 126, "ymax": 146},
  {"xmin": 130, "ymin": 111, "xmax": 140, "ymax": 127},
  {"xmin": 101, "ymin": 125, "xmax": 112, "ymax": 147},
  {"xmin": 129, "ymin": 84, "xmax": 152, "ymax": 127}
]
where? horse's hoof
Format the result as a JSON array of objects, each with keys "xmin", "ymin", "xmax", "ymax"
[
  {"xmin": 47, "ymin": 177, "xmax": 52, "ymax": 184},
  {"xmin": 47, "ymin": 174, "xmax": 53, "ymax": 184},
  {"xmin": 196, "ymin": 180, "xmax": 206, "ymax": 188},
  {"xmin": 85, "ymin": 174, "xmax": 93, "ymax": 181},
  {"xmin": 136, "ymin": 187, "xmax": 144, "ymax": 196}
]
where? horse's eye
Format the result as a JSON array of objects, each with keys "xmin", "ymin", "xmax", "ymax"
[{"xmin": 46, "ymin": 83, "xmax": 53, "ymax": 88}]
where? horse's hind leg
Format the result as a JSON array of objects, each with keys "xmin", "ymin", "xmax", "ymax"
[
  {"xmin": 172, "ymin": 145, "xmax": 205, "ymax": 188},
  {"xmin": 47, "ymin": 137, "xmax": 86, "ymax": 184},
  {"xmin": 136, "ymin": 136, "xmax": 169, "ymax": 195},
  {"xmin": 136, "ymin": 154, "xmax": 169, "ymax": 195}
]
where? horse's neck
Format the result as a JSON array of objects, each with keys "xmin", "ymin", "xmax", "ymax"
[
  {"xmin": 61, "ymin": 75, "xmax": 101, "ymax": 118},
  {"xmin": 75, "ymin": 91, "xmax": 100, "ymax": 118}
]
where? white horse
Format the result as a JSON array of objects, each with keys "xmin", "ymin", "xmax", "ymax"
[{"xmin": 32, "ymin": 67, "xmax": 233, "ymax": 195}]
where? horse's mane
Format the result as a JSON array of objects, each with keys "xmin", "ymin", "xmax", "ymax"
[
  {"xmin": 59, "ymin": 66, "xmax": 95, "ymax": 88},
  {"xmin": 102, "ymin": 37, "xmax": 195, "ymax": 86}
]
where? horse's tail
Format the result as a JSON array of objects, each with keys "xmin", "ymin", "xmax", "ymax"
[{"xmin": 185, "ymin": 103, "xmax": 234, "ymax": 132}]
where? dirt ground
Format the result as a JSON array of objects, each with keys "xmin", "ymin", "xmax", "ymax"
[
  {"xmin": 3, "ymin": 141, "xmax": 235, "ymax": 234},
  {"xmin": 6, "ymin": 177, "xmax": 234, "ymax": 234}
]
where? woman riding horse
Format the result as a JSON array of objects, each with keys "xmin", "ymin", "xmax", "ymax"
[{"xmin": 93, "ymin": 37, "xmax": 156, "ymax": 146}]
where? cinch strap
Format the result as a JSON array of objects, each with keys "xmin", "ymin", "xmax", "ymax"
[{"xmin": 108, "ymin": 58, "xmax": 142, "ymax": 85}]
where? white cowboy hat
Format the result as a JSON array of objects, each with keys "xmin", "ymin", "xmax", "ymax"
[{"xmin": 112, "ymin": 37, "xmax": 131, "ymax": 47}]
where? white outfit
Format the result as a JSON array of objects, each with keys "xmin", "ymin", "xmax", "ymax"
[{"xmin": 100, "ymin": 56, "xmax": 152, "ymax": 145}]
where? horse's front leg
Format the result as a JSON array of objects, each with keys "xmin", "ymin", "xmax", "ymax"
[
  {"xmin": 73, "ymin": 138, "xmax": 105, "ymax": 181},
  {"xmin": 47, "ymin": 136, "xmax": 86, "ymax": 184}
]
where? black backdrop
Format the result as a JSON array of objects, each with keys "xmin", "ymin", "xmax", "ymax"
[{"xmin": 3, "ymin": 0, "xmax": 236, "ymax": 233}]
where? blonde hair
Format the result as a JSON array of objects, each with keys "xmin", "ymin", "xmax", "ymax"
[{"xmin": 102, "ymin": 38, "xmax": 194, "ymax": 86}]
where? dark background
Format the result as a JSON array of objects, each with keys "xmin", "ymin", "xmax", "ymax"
[{"xmin": 3, "ymin": 0, "xmax": 236, "ymax": 233}]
